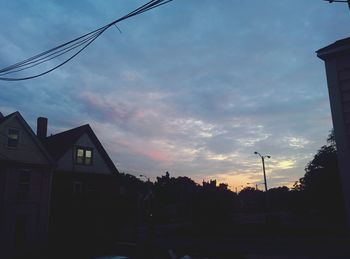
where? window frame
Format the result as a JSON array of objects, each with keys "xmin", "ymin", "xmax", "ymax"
[
  {"xmin": 17, "ymin": 170, "xmax": 30, "ymax": 201},
  {"xmin": 75, "ymin": 146, "xmax": 93, "ymax": 166},
  {"xmin": 7, "ymin": 128, "xmax": 20, "ymax": 148}
]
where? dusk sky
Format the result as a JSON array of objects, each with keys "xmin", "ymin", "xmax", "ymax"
[{"xmin": 1, "ymin": 0, "xmax": 349, "ymax": 189}]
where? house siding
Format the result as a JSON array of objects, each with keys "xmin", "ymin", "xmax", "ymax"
[
  {"xmin": 0, "ymin": 116, "xmax": 48, "ymax": 165},
  {"xmin": 318, "ymin": 43, "xmax": 350, "ymax": 229},
  {"xmin": 337, "ymin": 54, "xmax": 350, "ymax": 151},
  {"xmin": 0, "ymin": 113, "xmax": 53, "ymax": 258},
  {"xmin": 0, "ymin": 165, "xmax": 52, "ymax": 258}
]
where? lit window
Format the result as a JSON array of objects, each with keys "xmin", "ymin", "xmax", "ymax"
[
  {"xmin": 76, "ymin": 147, "xmax": 93, "ymax": 165},
  {"xmin": 8, "ymin": 129, "xmax": 19, "ymax": 148},
  {"xmin": 85, "ymin": 149, "xmax": 92, "ymax": 165},
  {"xmin": 76, "ymin": 149, "xmax": 84, "ymax": 164}
]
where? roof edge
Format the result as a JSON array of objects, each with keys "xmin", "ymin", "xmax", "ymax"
[
  {"xmin": 1, "ymin": 111, "xmax": 55, "ymax": 165},
  {"xmin": 317, "ymin": 37, "xmax": 350, "ymax": 60},
  {"xmin": 46, "ymin": 124, "xmax": 90, "ymax": 139},
  {"xmin": 85, "ymin": 125, "xmax": 119, "ymax": 175}
]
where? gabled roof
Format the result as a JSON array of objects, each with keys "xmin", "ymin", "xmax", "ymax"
[
  {"xmin": 317, "ymin": 37, "xmax": 350, "ymax": 60},
  {"xmin": 43, "ymin": 124, "xmax": 119, "ymax": 174},
  {"xmin": 0, "ymin": 111, "xmax": 16, "ymax": 125},
  {"xmin": 0, "ymin": 111, "xmax": 54, "ymax": 165}
]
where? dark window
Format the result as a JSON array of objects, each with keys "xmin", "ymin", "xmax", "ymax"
[
  {"xmin": 8, "ymin": 128, "xmax": 19, "ymax": 148},
  {"xmin": 17, "ymin": 170, "xmax": 30, "ymax": 201},
  {"xmin": 76, "ymin": 147, "xmax": 93, "ymax": 165},
  {"xmin": 73, "ymin": 181, "xmax": 83, "ymax": 195}
]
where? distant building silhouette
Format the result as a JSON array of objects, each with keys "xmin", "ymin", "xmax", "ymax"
[{"xmin": 202, "ymin": 179, "xmax": 217, "ymax": 189}]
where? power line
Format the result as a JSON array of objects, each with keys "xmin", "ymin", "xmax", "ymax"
[{"xmin": 0, "ymin": 0, "xmax": 173, "ymax": 81}]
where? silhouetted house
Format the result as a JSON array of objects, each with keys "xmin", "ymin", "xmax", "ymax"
[
  {"xmin": 40, "ymin": 120, "xmax": 120, "ymax": 247},
  {"xmin": 317, "ymin": 37, "xmax": 350, "ymax": 228},
  {"xmin": 0, "ymin": 112, "xmax": 54, "ymax": 258}
]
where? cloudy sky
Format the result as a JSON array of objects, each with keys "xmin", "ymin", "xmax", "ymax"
[{"xmin": 0, "ymin": 0, "xmax": 349, "ymax": 189}]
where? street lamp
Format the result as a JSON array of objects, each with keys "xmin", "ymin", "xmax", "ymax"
[{"xmin": 254, "ymin": 151, "xmax": 271, "ymax": 193}]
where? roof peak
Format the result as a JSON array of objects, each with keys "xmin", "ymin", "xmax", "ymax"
[
  {"xmin": 46, "ymin": 123, "xmax": 90, "ymax": 139},
  {"xmin": 0, "ymin": 111, "xmax": 21, "ymax": 125},
  {"xmin": 42, "ymin": 122, "xmax": 118, "ymax": 174}
]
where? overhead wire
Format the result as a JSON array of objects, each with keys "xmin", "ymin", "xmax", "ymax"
[
  {"xmin": 0, "ymin": 0, "xmax": 163, "ymax": 75},
  {"xmin": 0, "ymin": 0, "xmax": 173, "ymax": 81},
  {"xmin": 0, "ymin": 31, "xmax": 102, "ymax": 76}
]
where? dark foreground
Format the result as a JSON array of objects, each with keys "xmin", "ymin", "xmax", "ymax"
[{"xmin": 17, "ymin": 220, "xmax": 350, "ymax": 259}]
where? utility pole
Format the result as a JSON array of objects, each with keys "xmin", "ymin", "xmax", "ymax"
[
  {"xmin": 254, "ymin": 152, "xmax": 270, "ymax": 193},
  {"xmin": 254, "ymin": 151, "xmax": 271, "ymax": 209},
  {"xmin": 262, "ymin": 156, "xmax": 268, "ymax": 192}
]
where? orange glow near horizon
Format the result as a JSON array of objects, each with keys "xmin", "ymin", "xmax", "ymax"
[{"xmin": 192, "ymin": 172, "xmax": 261, "ymax": 192}]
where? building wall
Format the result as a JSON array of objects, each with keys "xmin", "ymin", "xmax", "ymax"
[
  {"xmin": 49, "ymin": 170, "xmax": 120, "ymax": 248},
  {"xmin": 0, "ymin": 116, "xmax": 48, "ymax": 165},
  {"xmin": 0, "ymin": 165, "xmax": 52, "ymax": 258},
  {"xmin": 320, "ymin": 49, "xmax": 350, "ymax": 228},
  {"xmin": 56, "ymin": 133, "xmax": 113, "ymax": 174}
]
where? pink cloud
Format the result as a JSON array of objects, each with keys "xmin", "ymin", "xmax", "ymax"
[{"xmin": 117, "ymin": 138, "xmax": 172, "ymax": 164}]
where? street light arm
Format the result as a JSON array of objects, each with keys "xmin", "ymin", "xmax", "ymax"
[{"xmin": 254, "ymin": 151, "xmax": 262, "ymax": 157}]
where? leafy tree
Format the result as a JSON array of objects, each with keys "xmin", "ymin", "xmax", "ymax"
[
  {"xmin": 294, "ymin": 130, "xmax": 345, "ymax": 221},
  {"xmin": 153, "ymin": 172, "xmax": 198, "ymax": 223},
  {"xmin": 238, "ymin": 187, "xmax": 265, "ymax": 212},
  {"xmin": 268, "ymin": 186, "xmax": 291, "ymax": 211},
  {"xmin": 299, "ymin": 130, "xmax": 337, "ymax": 191}
]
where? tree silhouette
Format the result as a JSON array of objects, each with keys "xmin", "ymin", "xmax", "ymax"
[
  {"xmin": 294, "ymin": 130, "xmax": 345, "ymax": 222},
  {"xmin": 238, "ymin": 187, "xmax": 265, "ymax": 212}
]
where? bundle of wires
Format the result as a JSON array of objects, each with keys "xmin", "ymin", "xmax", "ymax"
[{"xmin": 0, "ymin": 0, "xmax": 173, "ymax": 81}]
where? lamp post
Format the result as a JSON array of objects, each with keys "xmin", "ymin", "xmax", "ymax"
[
  {"xmin": 254, "ymin": 151, "xmax": 271, "ymax": 210},
  {"xmin": 254, "ymin": 151, "xmax": 270, "ymax": 193}
]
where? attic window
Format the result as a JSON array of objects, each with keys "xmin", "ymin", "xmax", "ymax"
[
  {"xmin": 8, "ymin": 128, "xmax": 19, "ymax": 148},
  {"xmin": 76, "ymin": 147, "xmax": 93, "ymax": 165}
]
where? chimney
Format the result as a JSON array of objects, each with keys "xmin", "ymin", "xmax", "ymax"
[{"xmin": 37, "ymin": 117, "xmax": 48, "ymax": 139}]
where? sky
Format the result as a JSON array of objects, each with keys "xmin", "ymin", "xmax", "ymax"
[{"xmin": 0, "ymin": 0, "xmax": 349, "ymax": 190}]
